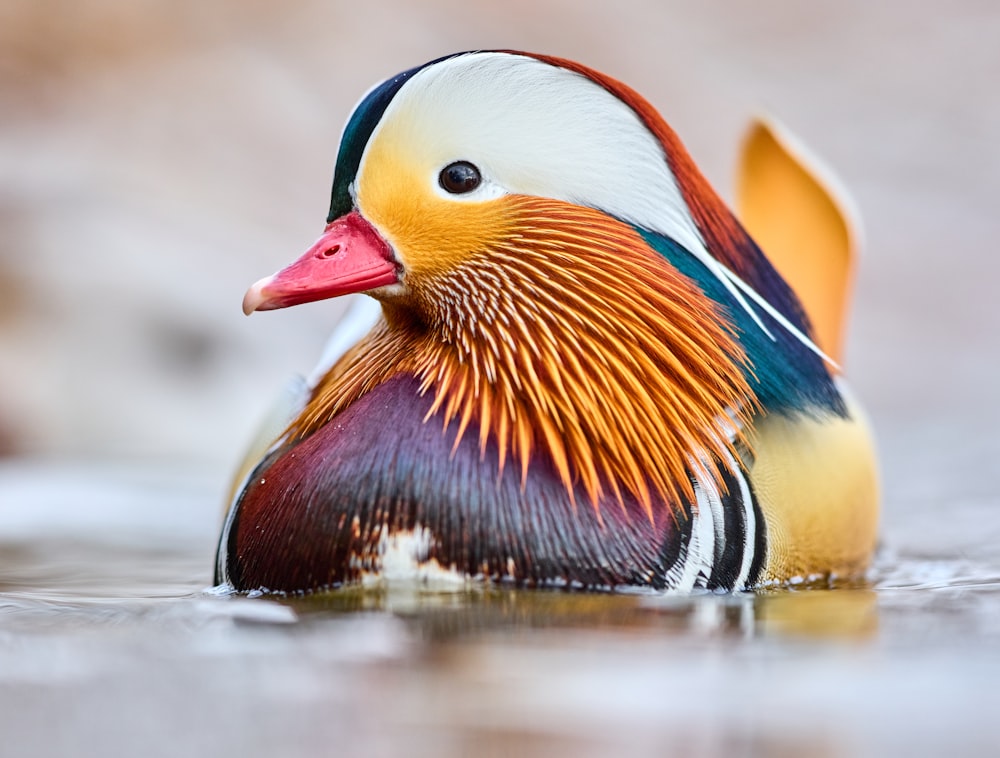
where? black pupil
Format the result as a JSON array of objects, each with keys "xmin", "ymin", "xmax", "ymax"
[{"xmin": 439, "ymin": 161, "xmax": 481, "ymax": 194}]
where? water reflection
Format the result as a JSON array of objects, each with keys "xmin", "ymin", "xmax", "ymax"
[
  {"xmin": 754, "ymin": 588, "xmax": 878, "ymax": 639},
  {"xmin": 277, "ymin": 582, "xmax": 880, "ymax": 642}
]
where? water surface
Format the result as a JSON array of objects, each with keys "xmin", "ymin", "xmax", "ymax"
[{"xmin": 2, "ymin": 461, "xmax": 999, "ymax": 757}]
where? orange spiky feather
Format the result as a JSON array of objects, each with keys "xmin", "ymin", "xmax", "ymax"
[{"xmin": 289, "ymin": 197, "xmax": 757, "ymax": 522}]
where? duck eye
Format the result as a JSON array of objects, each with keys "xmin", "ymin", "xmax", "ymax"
[{"xmin": 439, "ymin": 161, "xmax": 482, "ymax": 194}]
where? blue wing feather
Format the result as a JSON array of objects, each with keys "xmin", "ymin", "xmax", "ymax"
[{"xmin": 638, "ymin": 228, "xmax": 846, "ymax": 417}]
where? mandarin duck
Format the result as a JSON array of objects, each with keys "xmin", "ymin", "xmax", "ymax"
[{"xmin": 217, "ymin": 51, "xmax": 878, "ymax": 594}]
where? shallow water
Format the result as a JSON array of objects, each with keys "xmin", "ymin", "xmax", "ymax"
[{"xmin": 2, "ymin": 461, "xmax": 999, "ymax": 758}]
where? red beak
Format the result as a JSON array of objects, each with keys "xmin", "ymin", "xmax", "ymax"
[{"xmin": 242, "ymin": 211, "xmax": 399, "ymax": 315}]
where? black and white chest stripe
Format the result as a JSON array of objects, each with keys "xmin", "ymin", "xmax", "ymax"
[{"xmin": 664, "ymin": 445, "xmax": 765, "ymax": 592}]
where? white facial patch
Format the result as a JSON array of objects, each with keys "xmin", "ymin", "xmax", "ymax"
[{"xmin": 359, "ymin": 52, "xmax": 708, "ymax": 257}]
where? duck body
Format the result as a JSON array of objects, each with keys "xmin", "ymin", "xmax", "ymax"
[
  {"xmin": 224, "ymin": 373, "xmax": 761, "ymax": 592},
  {"xmin": 217, "ymin": 52, "xmax": 878, "ymax": 593}
]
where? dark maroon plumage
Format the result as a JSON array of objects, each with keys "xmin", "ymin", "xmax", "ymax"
[{"xmin": 225, "ymin": 375, "xmax": 696, "ymax": 592}]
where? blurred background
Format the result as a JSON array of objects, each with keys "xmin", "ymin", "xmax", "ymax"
[{"xmin": 1, "ymin": 0, "xmax": 998, "ymax": 526}]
